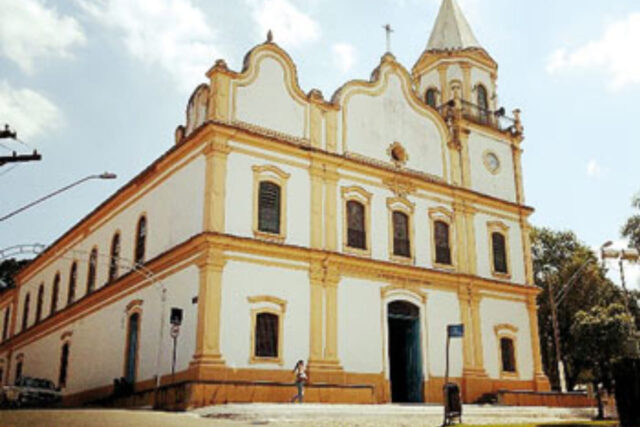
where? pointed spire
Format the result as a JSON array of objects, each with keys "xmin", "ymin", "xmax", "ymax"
[{"xmin": 426, "ymin": 0, "xmax": 480, "ymax": 51}]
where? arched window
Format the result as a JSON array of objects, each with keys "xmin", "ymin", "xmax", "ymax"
[
  {"xmin": 500, "ymin": 337, "xmax": 516, "ymax": 373},
  {"xmin": 109, "ymin": 232, "xmax": 121, "ymax": 283},
  {"xmin": 346, "ymin": 200, "xmax": 366, "ymax": 250},
  {"xmin": 254, "ymin": 312, "xmax": 279, "ymax": 358},
  {"xmin": 134, "ymin": 216, "xmax": 147, "ymax": 265},
  {"xmin": 425, "ymin": 88, "xmax": 438, "ymax": 108},
  {"xmin": 258, "ymin": 181, "xmax": 281, "ymax": 234},
  {"xmin": 434, "ymin": 221, "xmax": 452, "ymax": 265},
  {"xmin": 124, "ymin": 312, "xmax": 140, "ymax": 384},
  {"xmin": 67, "ymin": 262, "xmax": 77, "ymax": 304},
  {"xmin": 58, "ymin": 343, "xmax": 70, "ymax": 388},
  {"xmin": 35, "ymin": 284, "xmax": 44, "ymax": 323},
  {"xmin": 2, "ymin": 307, "xmax": 10, "ymax": 341},
  {"xmin": 492, "ymin": 232, "xmax": 508, "ymax": 274},
  {"xmin": 477, "ymin": 84, "xmax": 489, "ymax": 123},
  {"xmin": 51, "ymin": 273, "xmax": 60, "ymax": 315},
  {"xmin": 392, "ymin": 211, "xmax": 411, "ymax": 257},
  {"xmin": 87, "ymin": 248, "xmax": 97, "ymax": 294},
  {"xmin": 21, "ymin": 293, "xmax": 30, "ymax": 331}
]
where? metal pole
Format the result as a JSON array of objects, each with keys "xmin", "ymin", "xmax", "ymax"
[
  {"xmin": 548, "ymin": 279, "xmax": 567, "ymax": 392},
  {"xmin": 154, "ymin": 287, "xmax": 167, "ymax": 408},
  {"xmin": 172, "ymin": 334, "xmax": 177, "ymax": 377},
  {"xmin": 443, "ymin": 334, "xmax": 450, "ymax": 426}
]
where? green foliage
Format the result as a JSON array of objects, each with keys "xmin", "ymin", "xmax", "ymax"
[
  {"xmin": 571, "ymin": 303, "xmax": 634, "ymax": 386},
  {"xmin": 621, "ymin": 194, "xmax": 640, "ymax": 251},
  {"xmin": 0, "ymin": 258, "xmax": 30, "ymax": 291},
  {"xmin": 531, "ymin": 227, "xmax": 624, "ymax": 391}
]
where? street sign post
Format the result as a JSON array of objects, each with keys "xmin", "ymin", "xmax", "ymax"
[{"xmin": 443, "ymin": 323, "xmax": 464, "ymax": 426}]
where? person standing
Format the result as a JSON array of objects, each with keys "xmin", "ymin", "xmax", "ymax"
[{"xmin": 291, "ymin": 360, "xmax": 307, "ymax": 403}]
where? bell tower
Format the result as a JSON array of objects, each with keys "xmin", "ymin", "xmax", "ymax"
[{"xmin": 412, "ymin": 0, "xmax": 498, "ymax": 111}]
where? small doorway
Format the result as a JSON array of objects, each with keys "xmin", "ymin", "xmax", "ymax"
[{"xmin": 387, "ymin": 300, "xmax": 423, "ymax": 403}]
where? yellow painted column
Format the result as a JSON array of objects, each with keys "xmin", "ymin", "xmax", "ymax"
[
  {"xmin": 459, "ymin": 130, "xmax": 472, "ymax": 189},
  {"xmin": 521, "ymin": 219, "xmax": 534, "ymax": 285},
  {"xmin": 527, "ymin": 294, "xmax": 551, "ymax": 390},
  {"xmin": 208, "ymin": 68, "xmax": 231, "ymax": 122},
  {"xmin": 309, "ymin": 160, "xmax": 324, "ymax": 249},
  {"xmin": 324, "ymin": 268, "xmax": 340, "ymax": 363},
  {"xmin": 448, "ymin": 140, "xmax": 462, "ymax": 187},
  {"xmin": 309, "ymin": 103, "xmax": 323, "ymax": 149},
  {"xmin": 203, "ymin": 135, "xmax": 230, "ymax": 233},
  {"xmin": 192, "ymin": 247, "xmax": 225, "ymax": 366},
  {"xmin": 461, "ymin": 63, "xmax": 472, "ymax": 102},
  {"xmin": 325, "ymin": 110, "xmax": 338, "ymax": 152},
  {"xmin": 512, "ymin": 144, "xmax": 525, "ymax": 205},
  {"xmin": 470, "ymin": 291, "xmax": 485, "ymax": 370},
  {"xmin": 324, "ymin": 166, "xmax": 339, "ymax": 251},
  {"xmin": 308, "ymin": 263, "xmax": 324, "ymax": 363},
  {"xmin": 453, "ymin": 203, "xmax": 468, "ymax": 273},
  {"xmin": 464, "ymin": 205, "xmax": 478, "ymax": 276},
  {"xmin": 457, "ymin": 285, "xmax": 474, "ymax": 372}
]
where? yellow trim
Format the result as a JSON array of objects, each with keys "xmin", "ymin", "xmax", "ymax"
[
  {"xmin": 309, "ymin": 161, "xmax": 324, "ymax": 249},
  {"xmin": 324, "ymin": 164, "xmax": 339, "ymax": 252},
  {"xmin": 252, "ymin": 164, "xmax": 290, "ymax": 243},
  {"xmin": 457, "ymin": 285, "xmax": 474, "ymax": 371},
  {"xmin": 248, "ymin": 298, "xmax": 285, "ymax": 366},
  {"xmin": 381, "ymin": 285, "xmax": 428, "ymax": 304},
  {"xmin": 487, "ymin": 221, "xmax": 512, "ymax": 279},
  {"xmin": 203, "ymin": 134, "xmax": 230, "ymax": 233},
  {"xmin": 386, "ymin": 197, "xmax": 415, "ymax": 264},
  {"xmin": 470, "ymin": 291, "xmax": 485, "ymax": 371},
  {"xmin": 494, "ymin": 325, "xmax": 519, "ymax": 379},
  {"xmin": 341, "ymin": 185, "xmax": 372, "ymax": 257},
  {"xmin": 429, "ymin": 207, "xmax": 456, "ymax": 270}
]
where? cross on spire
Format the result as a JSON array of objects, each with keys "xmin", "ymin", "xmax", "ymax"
[{"xmin": 383, "ymin": 24, "xmax": 394, "ymax": 53}]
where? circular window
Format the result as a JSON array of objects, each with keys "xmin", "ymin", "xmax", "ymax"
[{"xmin": 484, "ymin": 151, "xmax": 500, "ymax": 174}]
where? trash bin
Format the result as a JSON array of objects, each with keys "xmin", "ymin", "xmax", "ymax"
[{"xmin": 443, "ymin": 382, "xmax": 462, "ymax": 425}]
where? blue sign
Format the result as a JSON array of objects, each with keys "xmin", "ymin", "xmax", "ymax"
[{"xmin": 447, "ymin": 324, "xmax": 464, "ymax": 338}]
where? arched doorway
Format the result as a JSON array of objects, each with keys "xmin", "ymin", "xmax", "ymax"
[{"xmin": 387, "ymin": 300, "xmax": 423, "ymax": 403}]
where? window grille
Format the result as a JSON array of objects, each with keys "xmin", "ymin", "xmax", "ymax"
[
  {"xmin": 434, "ymin": 221, "xmax": 452, "ymax": 265},
  {"xmin": 500, "ymin": 337, "xmax": 516, "ymax": 372},
  {"xmin": 392, "ymin": 211, "xmax": 410, "ymax": 257},
  {"xmin": 492, "ymin": 232, "xmax": 508, "ymax": 273},
  {"xmin": 258, "ymin": 182, "xmax": 281, "ymax": 234},
  {"xmin": 346, "ymin": 200, "xmax": 366, "ymax": 249},
  {"xmin": 255, "ymin": 312, "xmax": 278, "ymax": 358}
]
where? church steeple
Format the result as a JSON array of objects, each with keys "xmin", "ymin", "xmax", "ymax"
[{"xmin": 426, "ymin": 0, "xmax": 480, "ymax": 51}]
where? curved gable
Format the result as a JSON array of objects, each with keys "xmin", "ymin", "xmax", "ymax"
[
  {"xmin": 334, "ymin": 55, "xmax": 450, "ymax": 181},
  {"xmin": 231, "ymin": 44, "xmax": 308, "ymax": 139}
]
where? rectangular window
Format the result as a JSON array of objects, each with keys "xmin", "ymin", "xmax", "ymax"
[
  {"xmin": 392, "ymin": 211, "xmax": 410, "ymax": 257},
  {"xmin": 255, "ymin": 312, "xmax": 279, "ymax": 358},
  {"xmin": 492, "ymin": 232, "xmax": 508, "ymax": 274},
  {"xmin": 346, "ymin": 201, "xmax": 366, "ymax": 250},
  {"xmin": 258, "ymin": 182, "xmax": 281, "ymax": 234},
  {"xmin": 434, "ymin": 221, "xmax": 452, "ymax": 265},
  {"xmin": 500, "ymin": 337, "xmax": 516, "ymax": 372}
]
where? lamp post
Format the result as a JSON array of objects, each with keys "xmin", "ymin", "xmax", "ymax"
[
  {"xmin": 0, "ymin": 172, "xmax": 117, "ymax": 222},
  {"xmin": 601, "ymin": 245, "xmax": 640, "ymax": 356},
  {"xmin": 539, "ymin": 241, "xmax": 612, "ymax": 393}
]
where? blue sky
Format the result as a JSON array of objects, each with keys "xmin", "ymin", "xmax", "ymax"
[{"xmin": 1, "ymin": 0, "xmax": 639, "ymax": 288}]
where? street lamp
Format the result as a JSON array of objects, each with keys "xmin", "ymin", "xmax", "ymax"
[
  {"xmin": 538, "ymin": 241, "xmax": 612, "ymax": 393},
  {"xmin": 0, "ymin": 172, "xmax": 117, "ymax": 222},
  {"xmin": 601, "ymin": 244, "xmax": 640, "ymax": 356}
]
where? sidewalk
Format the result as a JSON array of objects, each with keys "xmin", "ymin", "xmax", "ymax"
[{"xmin": 195, "ymin": 403, "xmax": 599, "ymax": 426}]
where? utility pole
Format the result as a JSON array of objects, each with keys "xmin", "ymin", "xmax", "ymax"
[
  {"xmin": 0, "ymin": 124, "xmax": 42, "ymax": 166},
  {"xmin": 547, "ymin": 278, "xmax": 567, "ymax": 392}
]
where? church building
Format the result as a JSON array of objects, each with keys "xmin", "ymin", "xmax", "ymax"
[{"xmin": 0, "ymin": 0, "xmax": 550, "ymax": 408}]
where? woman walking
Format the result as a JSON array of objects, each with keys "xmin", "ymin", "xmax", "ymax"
[{"xmin": 291, "ymin": 359, "xmax": 307, "ymax": 403}]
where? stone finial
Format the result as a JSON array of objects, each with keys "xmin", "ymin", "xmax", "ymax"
[
  {"xmin": 307, "ymin": 89, "xmax": 324, "ymax": 102},
  {"xmin": 213, "ymin": 59, "xmax": 228, "ymax": 71},
  {"xmin": 267, "ymin": 30, "xmax": 273, "ymax": 43},
  {"xmin": 513, "ymin": 108, "xmax": 523, "ymax": 134},
  {"xmin": 175, "ymin": 125, "xmax": 185, "ymax": 145}
]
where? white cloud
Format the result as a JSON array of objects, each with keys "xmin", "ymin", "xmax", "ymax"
[
  {"xmin": 0, "ymin": 0, "xmax": 85, "ymax": 73},
  {"xmin": 332, "ymin": 43, "xmax": 355, "ymax": 73},
  {"xmin": 250, "ymin": 0, "xmax": 320, "ymax": 48},
  {"xmin": 586, "ymin": 159, "xmax": 603, "ymax": 178},
  {"xmin": 0, "ymin": 81, "xmax": 62, "ymax": 140},
  {"xmin": 78, "ymin": 0, "xmax": 220, "ymax": 91},
  {"xmin": 546, "ymin": 13, "xmax": 640, "ymax": 90}
]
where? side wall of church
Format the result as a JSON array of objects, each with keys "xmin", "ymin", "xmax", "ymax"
[
  {"xmin": 2, "ymin": 265, "xmax": 199, "ymax": 393},
  {"xmin": 468, "ymin": 131, "xmax": 517, "ymax": 203}
]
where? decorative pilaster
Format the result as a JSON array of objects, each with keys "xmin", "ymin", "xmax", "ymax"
[
  {"xmin": 438, "ymin": 64, "xmax": 449, "ymax": 103},
  {"xmin": 191, "ymin": 247, "xmax": 226, "ymax": 368},
  {"xmin": 206, "ymin": 60, "xmax": 231, "ymax": 122},
  {"xmin": 461, "ymin": 63, "xmax": 472, "ymax": 102},
  {"xmin": 324, "ymin": 266, "xmax": 340, "ymax": 363},
  {"xmin": 460, "ymin": 286, "xmax": 490, "ymax": 403},
  {"xmin": 309, "ymin": 161, "xmax": 324, "ymax": 249},
  {"xmin": 527, "ymin": 294, "xmax": 551, "ymax": 390},
  {"xmin": 463, "ymin": 205, "xmax": 478, "ymax": 276},
  {"xmin": 512, "ymin": 144, "xmax": 525, "ymax": 205},
  {"xmin": 308, "ymin": 264, "xmax": 324, "ymax": 363},
  {"xmin": 457, "ymin": 284, "xmax": 474, "ymax": 372},
  {"xmin": 324, "ymin": 165, "xmax": 339, "ymax": 252},
  {"xmin": 453, "ymin": 203, "xmax": 468, "ymax": 272},
  {"xmin": 520, "ymin": 219, "xmax": 534, "ymax": 285},
  {"xmin": 470, "ymin": 290, "xmax": 485, "ymax": 370},
  {"xmin": 459, "ymin": 129, "xmax": 472, "ymax": 189},
  {"xmin": 203, "ymin": 135, "xmax": 230, "ymax": 233}
]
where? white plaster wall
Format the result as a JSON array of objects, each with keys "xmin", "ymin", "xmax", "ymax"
[
  {"xmin": 14, "ymin": 155, "xmax": 205, "ymax": 336},
  {"xmin": 479, "ymin": 298, "xmax": 533, "ymax": 380},
  {"xmin": 474, "ymin": 212, "xmax": 525, "ymax": 284},
  {"xmin": 234, "ymin": 53, "xmax": 307, "ymax": 138},
  {"xmin": 342, "ymin": 71, "xmax": 447, "ymax": 179},
  {"xmin": 426, "ymin": 289, "xmax": 463, "ymax": 377},
  {"xmin": 447, "ymin": 64, "xmax": 463, "ymax": 85},
  {"xmin": 338, "ymin": 278, "xmax": 384, "ymax": 373},
  {"xmin": 225, "ymin": 147, "xmax": 310, "ymax": 247},
  {"xmin": 418, "ymin": 70, "xmax": 441, "ymax": 102},
  {"xmin": 8, "ymin": 265, "xmax": 199, "ymax": 394},
  {"xmin": 468, "ymin": 131, "xmax": 517, "ymax": 203},
  {"xmin": 220, "ymin": 259, "xmax": 310, "ymax": 370}
]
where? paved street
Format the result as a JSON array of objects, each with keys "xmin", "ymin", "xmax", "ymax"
[{"xmin": 0, "ymin": 404, "xmax": 599, "ymax": 427}]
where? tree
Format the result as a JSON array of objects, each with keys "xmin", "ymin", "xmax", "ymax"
[
  {"xmin": 531, "ymin": 227, "xmax": 624, "ymax": 391},
  {"xmin": 0, "ymin": 258, "xmax": 30, "ymax": 291},
  {"xmin": 621, "ymin": 194, "xmax": 640, "ymax": 251}
]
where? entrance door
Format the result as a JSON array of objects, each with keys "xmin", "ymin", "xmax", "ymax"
[
  {"xmin": 387, "ymin": 301, "xmax": 423, "ymax": 403},
  {"xmin": 125, "ymin": 313, "xmax": 139, "ymax": 384}
]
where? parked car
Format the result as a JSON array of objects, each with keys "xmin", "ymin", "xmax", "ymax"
[{"xmin": 0, "ymin": 377, "xmax": 61, "ymax": 408}]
